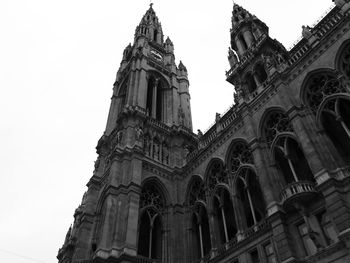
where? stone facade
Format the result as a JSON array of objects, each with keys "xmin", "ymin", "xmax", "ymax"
[{"xmin": 58, "ymin": 2, "xmax": 350, "ymax": 263}]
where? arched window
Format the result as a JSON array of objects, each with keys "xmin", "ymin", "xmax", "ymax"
[
  {"xmin": 227, "ymin": 141, "xmax": 265, "ymax": 228},
  {"xmin": 187, "ymin": 177, "xmax": 211, "ymax": 260},
  {"xmin": 137, "ymin": 183, "xmax": 165, "ymax": 260},
  {"xmin": 262, "ymin": 111, "xmax": 314, "ymax": 185},
  {"xmin": 303, "ymin": 71, "xmax": 350, "ymax": 164}
]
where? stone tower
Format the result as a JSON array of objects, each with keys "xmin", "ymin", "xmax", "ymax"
[{"xmin": 57, "ymin": 4, "xmax": 196, "ymax": 263}]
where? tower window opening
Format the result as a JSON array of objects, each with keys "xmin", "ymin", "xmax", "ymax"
[
  {"xmin": 245, "ymin": 73, "xmax": 257, "ymax": 93},
  {"xmin": 154, "ymin": 29, "xmax": 158, "ymax": 42},
  {"xmin": 254, "ymin": 64, "xmax": 268, "ymax": 84},
  {"xmin": 156, "ymin": 83, "xmax": 162, "ymax": 121},
  {"xmin": 146, "ymin": 78, "xmax": 154, "ymax": 116},
  {"xmin": 238, "ymin": 34, "xmax": 248, "ymax": 51}
]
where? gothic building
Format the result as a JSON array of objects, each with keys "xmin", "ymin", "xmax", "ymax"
[{"xmin": 58, "ymin": 1, "xmax": 350, "ymax": 263}]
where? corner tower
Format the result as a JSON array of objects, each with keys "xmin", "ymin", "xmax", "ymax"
[
  {"xmin": 57, "ymin": 4, "xmax": 196, "ymax": 263},
  {"xmin": 226, "ymin": 3, "xmax": 288, "ymax": 103}
]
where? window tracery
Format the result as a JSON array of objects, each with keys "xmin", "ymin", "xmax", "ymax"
[
  {"xmin": 188, "ymin": 179, "xmax": 205, "ymax": 206},
  {"xmin": 263, "ymin": 111, "xmax": 293, "ymax": 145},
  {"xmin": 207, "ymin": 161, "xmax": 228, "ymax": 192},
  {"xmin": 140, "ymin": 184, "xmax": 165, "ymax": 211},
  {"xmin": 228, "ymin": 142, "xmax": 253, "ymax": 173},
  {"xmin": 304, "ymin": 73, "xmax": 345, "ymax": 113}
]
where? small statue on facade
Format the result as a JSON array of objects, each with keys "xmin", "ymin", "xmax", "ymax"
[
  {"xmin": 262, "ymin": 53, "xmax": 274, "ymax": 69},
  {"xmin": 197, "ymin": 129, "xmax": 203, "ymax": 137},
  {"xmin": 135, "ymin": 126, "xmax": 143, "ymax": 141},
  {"xmin": 116, "ymin": 130, "xmax": 123, "ymax": 144},
  {"xmin": 215, "ymin": 113, "xmax": 221, "ymax": 122},
  {"xmin": 302, "ymin": 25, "xmax": 313, "ymax": 39}
]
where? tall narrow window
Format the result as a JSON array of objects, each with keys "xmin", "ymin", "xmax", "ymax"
[
  {"xmin": 137, "ymin": 183, "xmax": 165, "ymax": 260},
  {"xmin": 187, "ymin": 177, "xmax": 211, "ymax": 260},
  {"xmin": 154, "ymin": 29, "xmax": 158, "ymax": 42},
  {"xmin": 228, "ymin": 141, "xmax": 266, "ymax": 228},
  {"xmin": 156, "ymin": 83, "xmax": 162, "ymax": 121},
  {"xmin": 146, "ymin": 78, "xmax": 154, "ymax": 116}
]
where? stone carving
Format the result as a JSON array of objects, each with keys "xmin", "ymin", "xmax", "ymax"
[
  {"xmin": 135, "ymin": 126, "xmax": 143, "ymax": 141},
  {"xmin": 178, "ymin": 106, "xmax": 185, "ymax": 125},
  {"xmin": 263, "ymin": 111, "xmax": 293, "ymax": 145}
]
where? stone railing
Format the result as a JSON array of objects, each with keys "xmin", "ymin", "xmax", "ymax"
[
  {"xmin": 312, "ymin": 7, "xmax": 343, "ymax": 39},
  {"xmin": 147, "ymin": 117, "xmax": 171, "ymax": 133},
  {"xmin": 243, "ymin": 219, "xmax": 270, "ymax": 240},
  {"xmin": 280, "ymin": 181, "xmax": 317, "ymax": 204},
  {"xmin": 135, "ymin": 255, "xmax": 160, "ymax": 263}
]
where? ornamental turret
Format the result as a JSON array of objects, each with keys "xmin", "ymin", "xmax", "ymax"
[{"xmin": 226, "ymin": 3, "xmax": 288, "ymax": 103}]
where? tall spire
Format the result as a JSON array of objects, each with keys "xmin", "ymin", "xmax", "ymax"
[{"xmin": 134, "ymin": 3, "xmax": 163, "ymax": 44}]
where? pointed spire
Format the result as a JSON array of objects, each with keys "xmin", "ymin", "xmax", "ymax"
[
  {"xmin": 134, "ymin": 3, "xmax": 164, "ymax": 44},
  {"xmin": 231, "ymin": 3, "xmax": 253, "ymax": 26}
]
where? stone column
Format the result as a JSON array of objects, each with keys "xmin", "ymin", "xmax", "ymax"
[
  {"xmin": 289, "ymin": 111, "xmax": 326, "ymax": 175},
  {"xmin": 250, "ymin": 142, "xmax": 279, "ymax": 215},
  {"xmin": 231, "ymin": 194, "xmax": 245, "ymax": 238}
]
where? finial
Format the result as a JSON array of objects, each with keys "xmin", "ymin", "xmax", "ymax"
[{"xmin": 150, "ymin": 1, "xmax": 153, "ymax": 8}]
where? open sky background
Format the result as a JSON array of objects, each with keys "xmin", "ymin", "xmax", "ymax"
[{"xmin": 0, "ymin": 0, "xmax": 333, "ymax": 262}]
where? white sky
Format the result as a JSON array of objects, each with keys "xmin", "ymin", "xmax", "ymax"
[{"xmin": 0, "ymin": 0, "xmax": 333, "ymax": 262}]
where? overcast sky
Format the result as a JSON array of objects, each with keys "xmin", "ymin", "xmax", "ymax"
[{"xmin": 0, "ymin": 0, "xmax": 333, "ymax": 262}]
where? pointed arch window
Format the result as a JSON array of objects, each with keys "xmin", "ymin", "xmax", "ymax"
[
  {"xmin": 262, "ymin": 111, "xmax": 314, "ymax": 185},
  {"xmin": 137, "ymin": 183, "xmax": 165, "ymax": 260},
  {"xmin": 187, "ymin": 177, "xmax": 211, "ymax": 260},
  {"xmin": 227, "ymin": 141, "xmax": 266, "ymax": 228},
  {"xmin": 303, "ymin": 71, "xmax": 350, "ymax": 164},
  {"xmin": 212, "ymin": 188, "xmax": 237, "ymax": 244},
  {"xmin": 236, "ymin": 169, "xmax": 265, "ymax": 228}
]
